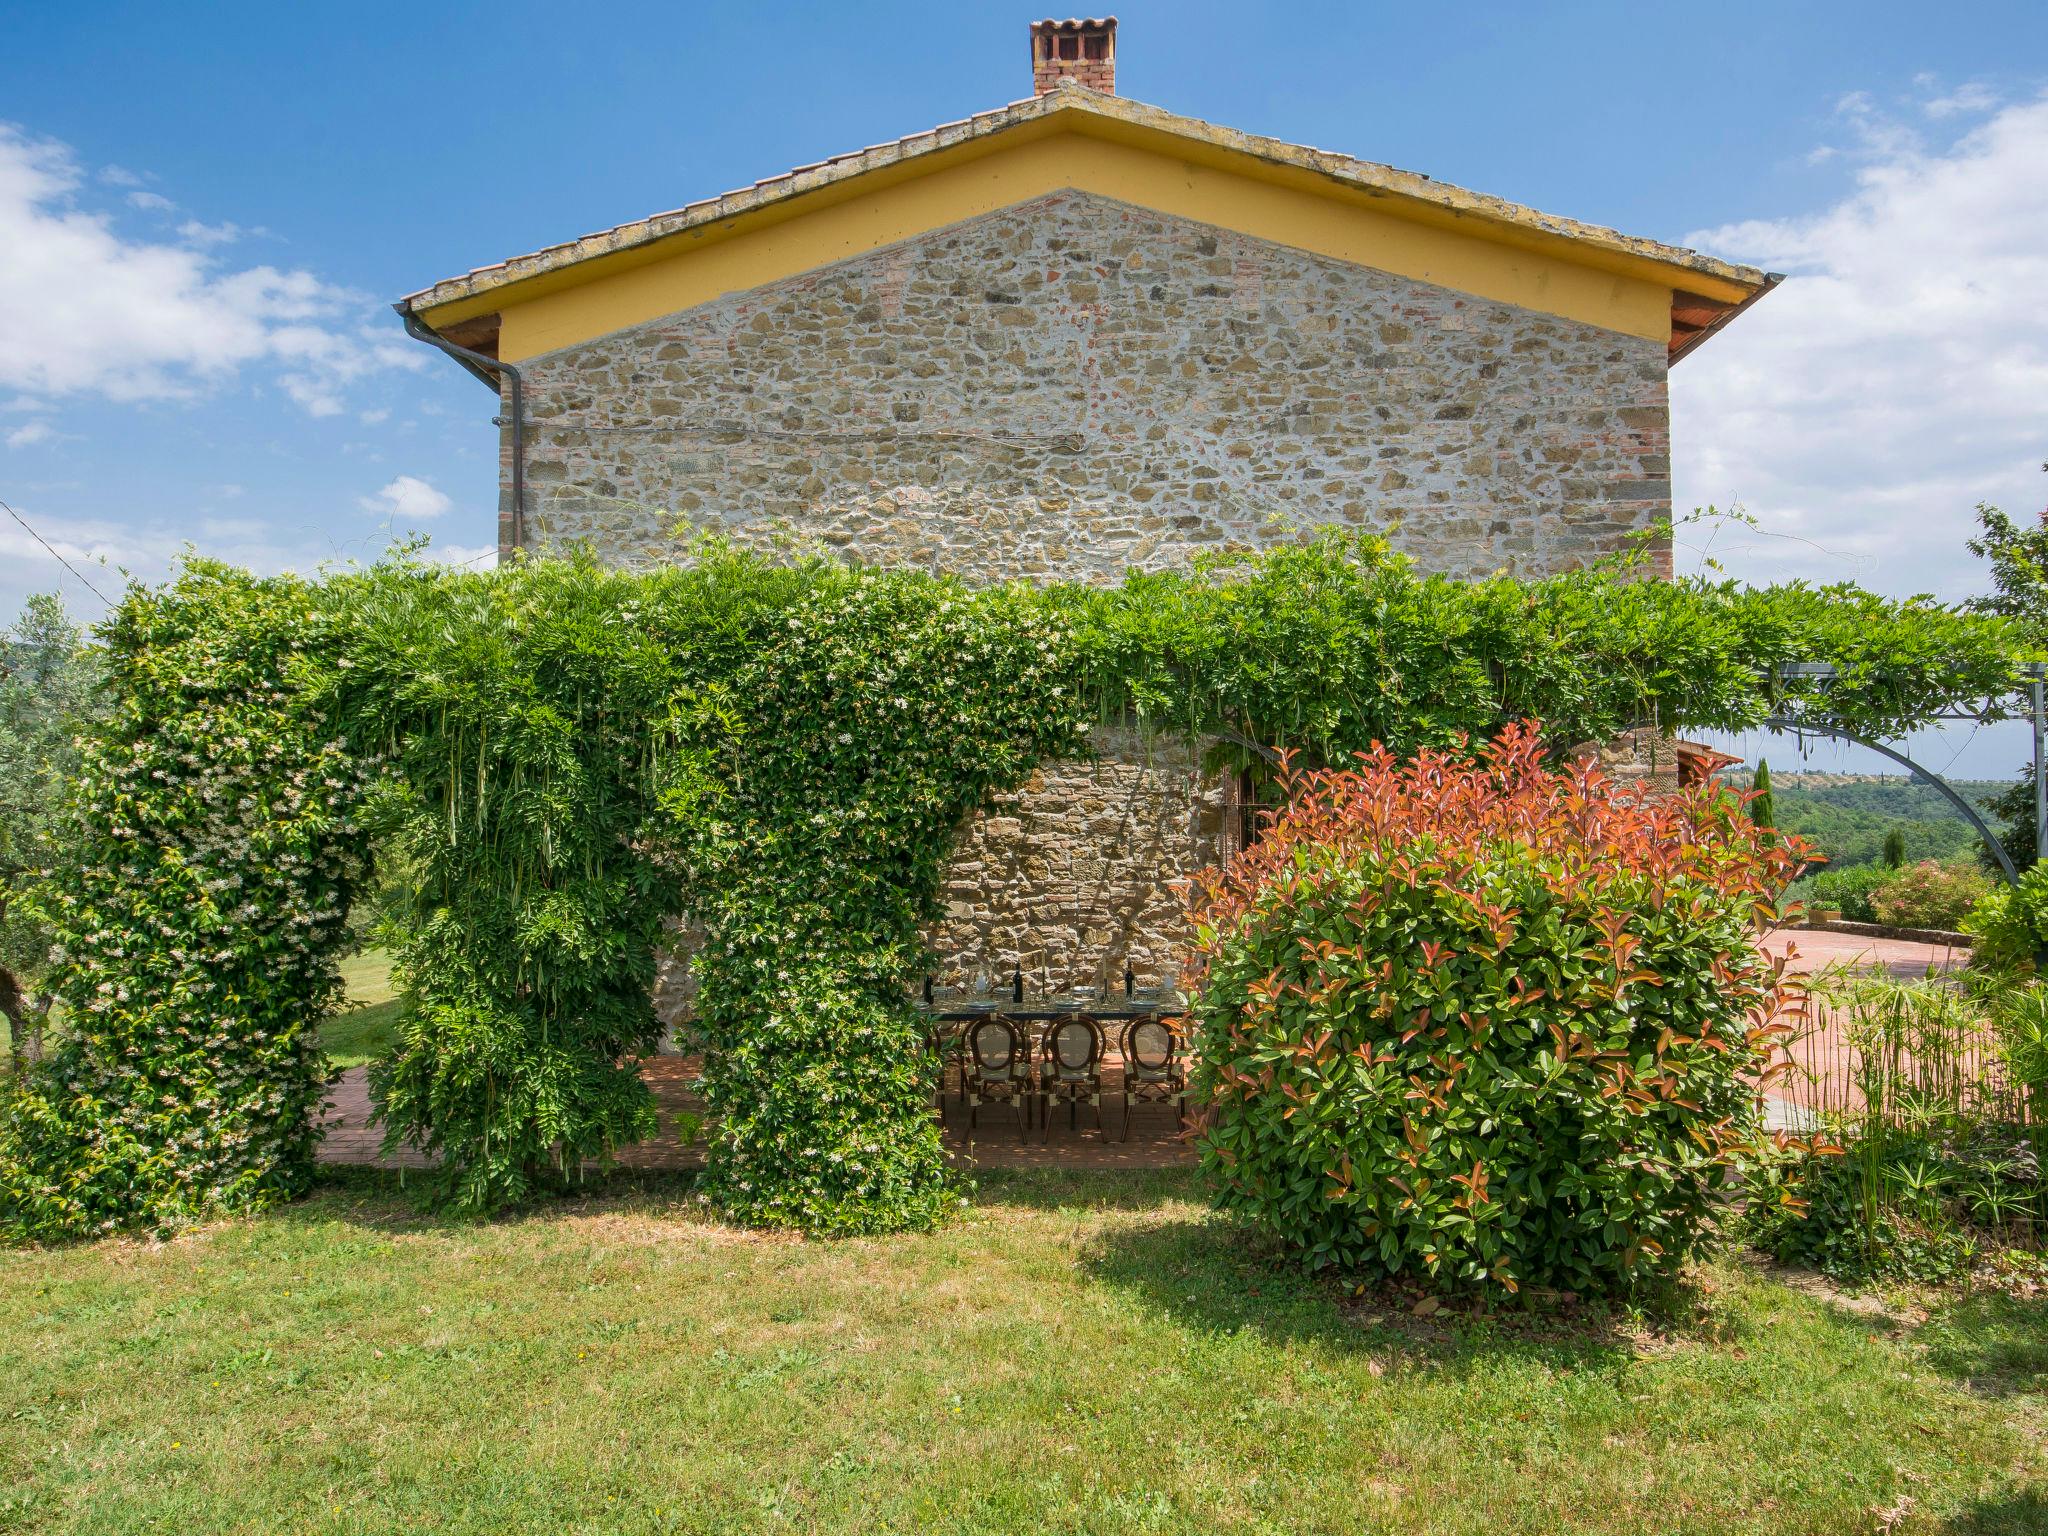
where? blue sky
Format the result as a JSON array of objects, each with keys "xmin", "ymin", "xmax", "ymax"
[{"xmin": 3, "ymin": 1, "xmax": 2045, "ymax": 775}]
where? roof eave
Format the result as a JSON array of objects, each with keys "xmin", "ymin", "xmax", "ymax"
[
  {"xmin": 1668, "ymin": 271, "xmax": 1783, "ymax": 366},
  {"xmin": 396, "ymin": 86, "xmax": 1772, "ymax": 329}
]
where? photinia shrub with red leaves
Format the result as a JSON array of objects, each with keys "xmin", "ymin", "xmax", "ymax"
[{"xmin": 1184, "ymin": 722, "xmax": 1810, "ymax": 1296}]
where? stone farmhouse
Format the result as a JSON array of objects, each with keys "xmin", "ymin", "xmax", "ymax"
[{"xmin": 396, "ymin": 19, "xmax": 1776, "ymax": 1005}]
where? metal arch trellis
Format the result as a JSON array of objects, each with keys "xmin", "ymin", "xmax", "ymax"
[
  {"xmin": 1767, "ymin": 660, "xmax": 2048, "ymax": 887},
  {"xmin": 1207, "ymin": 662, "xmax": 2047, "ymax": 884},
  {"xmin": 1760, "ymin": 716, "xmax": 2019, "ymax": 884}
]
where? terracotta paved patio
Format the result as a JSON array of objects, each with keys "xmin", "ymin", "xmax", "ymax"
[
  {"xmin": 314, "ymin": 928, "xmax": 1975, "ymax": 1172},
  {"xmin": 1761, "ymin": 926, "xmax": 1980, "ymax": 1127},
  {"xmin": 1761, "ymin": 926, "xmax": 1967, "ymax": 984}
]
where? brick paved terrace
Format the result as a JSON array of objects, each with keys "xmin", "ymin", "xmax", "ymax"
[{"xmin": 318, "ymin": 1051, "xmax": 1198, "ymax": 1174}]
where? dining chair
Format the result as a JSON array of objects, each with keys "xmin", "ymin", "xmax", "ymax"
[
  {"xmin": 961, "ymin": 1016, "xmax": 1033, "ymax": 1142},
  {"xmin": 1038, "ymin": 1016, "xmax": 1106, "ymax": 1142},
  {"xmin": 923, "ymin": 1015, "xmax": 970, "ymax": 1119},
  {"xmin": 1118, "ymin": 1016, "xmax": 1188, "ymax": 1141}
]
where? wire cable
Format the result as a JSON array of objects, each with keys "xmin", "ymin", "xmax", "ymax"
[{"xmin": 0, "ymin": 494, "xmax": 112, "ymax": 605}]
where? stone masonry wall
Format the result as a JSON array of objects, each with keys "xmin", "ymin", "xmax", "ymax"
[
  {"xmin": 927, "ymin": 726, "xmax": 1237, "ymax": 998},
  {"xmin": 514, "ymin": 190, "xmax": 1671, "ymax": 584},
  {"xmin": 509, "ymin": 190, "xmax": 1671, "ymax": 1017},
  {"xmin": 650, "ymin": 726, "xmax": 1236, "ymax": 1038}
]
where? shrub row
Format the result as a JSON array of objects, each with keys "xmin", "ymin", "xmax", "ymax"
[
  {"xmin": 1, "ymin": 566, "xmax": 372, "ymax": 1238},
  {"xmin": 1806, "ymin": 858, "xmax": 1989, "ymax": 929}
]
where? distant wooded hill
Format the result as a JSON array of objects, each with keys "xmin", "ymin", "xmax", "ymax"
[{"xmin": 1721, "ymin": 770, "xmax": 2005, "ymax": 871}]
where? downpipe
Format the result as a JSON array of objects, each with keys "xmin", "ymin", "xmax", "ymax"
[{"xmin": 399, "ymin": 310, "xmax": 525, "ymax": 551}]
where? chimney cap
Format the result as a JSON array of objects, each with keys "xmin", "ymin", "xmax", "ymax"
[{"xmin": 1030, "ymin": 16, "xmax": 1117, "ymax": 96}]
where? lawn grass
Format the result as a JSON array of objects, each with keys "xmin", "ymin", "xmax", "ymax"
[
  {"xmin": 4, "ymin": 948, "xmax": 401, "ymax": 1070},
  {"xmin": 2, "ymin": 1170, "xmax": 2044, "ymax": 1535},
  {"xmin": 319, "ymin": 948, "xmax": 401, "ymax": 1069}
]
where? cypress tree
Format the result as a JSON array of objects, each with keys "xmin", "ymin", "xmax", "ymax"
[{"xmin": 1750, "ymin": 758, "xmax": 1775, "ymax": 832}]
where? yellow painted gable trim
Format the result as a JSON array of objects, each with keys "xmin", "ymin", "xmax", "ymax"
[{"xmin": 478, "ymin": 120, "xmax": 1678, "ymax": 363}]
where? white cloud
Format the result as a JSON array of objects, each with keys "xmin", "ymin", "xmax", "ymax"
[
  {"xmin": 0, "ymin": 501, "xmax": 323, "ymax": 619},
  {"xmin": 423, "ymin": 541, "xmax": 498, "ymax": 570},
  {"xmin": 6, "ymin": 420, "xmax": 56, "ymax": 448},
  {"xmin": 177, "ymin": 217, "xmax": 243, "ymax": 246},
  {"xmin": 0, "ymin": 506, "xmax": 153, "ymax": 600},
  {"xmin": 270, "ymin": 322, "xmax": 418, "ymax": 417},
  {"xmin": 126, "ymin": 189, "xmax": 174, "ymax": 212},
  {"xmin": 1924, "ymin": 81, "xmax": 2001, "ymax": 120},
  {"xmin": 0, "ymin": 124, "xmax": 421, "ymax": 415},
  {"xmin": 1672, "ymin": 89, "xmax": 2048, "ymax": 600},
  {"xmin": 360, "ymin": 474, "xmax": 452, "ymax": 521}
]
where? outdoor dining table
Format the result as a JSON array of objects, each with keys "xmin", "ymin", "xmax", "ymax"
[
  {"xmin": 916, "ymin": 992, "xmax": 1185, "ymax": 1025},
  {"xmin": 917, "ymin": 991, "xmax": 1188, "ymax": 1136}
]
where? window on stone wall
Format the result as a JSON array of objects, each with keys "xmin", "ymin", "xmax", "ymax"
[{"xmin": 1236, "ymin": 768, "xmax": 1264, "ymax": 854}]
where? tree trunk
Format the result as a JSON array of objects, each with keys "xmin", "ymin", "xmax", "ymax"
[{"xmin": 0, "ymin": 961, "xmax": 45, "ymax": 1070}]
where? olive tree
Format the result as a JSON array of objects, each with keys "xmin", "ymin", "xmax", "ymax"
[{"xmin": 0, "ymin": 594, "xmax": 99, "ymax": 1066}]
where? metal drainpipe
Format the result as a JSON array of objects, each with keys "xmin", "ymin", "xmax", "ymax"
[
  {"xmin": 2028, "ymin": 661, "xmax": 2048, "ymax": 972},
  {"xmin": 398, "ymin": 310, "xmax": 525, "ymax": 552},
  {"xmin": 2032, "ymin": 664, "xmax": 2046, "ymax": 870}
]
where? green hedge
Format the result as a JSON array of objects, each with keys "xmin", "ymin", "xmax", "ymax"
[
  {"xmin": 1, "ymin": 566, "xmax": 372, "ymax": 1239},
  {"xmin": 1805, "ymin": 865, "xmax": 1896, "ymax": 922},
  {"xmin": 1805, "ymin": 860, "xmax": 1990, "ymax": 928},
  {"xmin": 3, "ymin": 530, "xmax": 2033, "ymax": 1240}
]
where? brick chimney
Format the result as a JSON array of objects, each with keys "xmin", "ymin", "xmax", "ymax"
[{"xmin": 1031, "ymin": 17, "xmax": 1116, "ymax": 96}]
